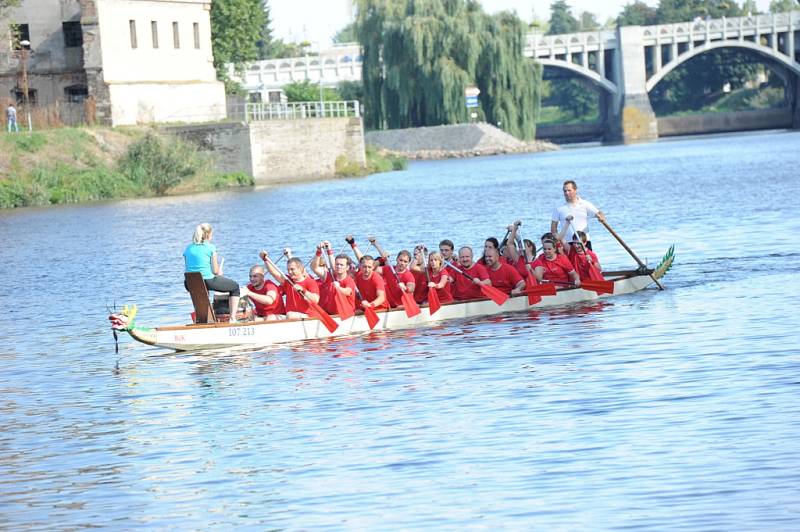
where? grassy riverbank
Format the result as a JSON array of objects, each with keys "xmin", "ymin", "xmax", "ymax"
[{"xmin": 0, "ymin": 128, "xmax": 252, "ymax": 209}]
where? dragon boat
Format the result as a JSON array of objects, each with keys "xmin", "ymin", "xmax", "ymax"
[{"xmin": 109, "ymin": 246, "xmax": 674, "ymax": 352}]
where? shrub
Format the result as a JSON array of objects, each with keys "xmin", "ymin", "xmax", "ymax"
[{"xmin": 119, "ymin": 133, "xmax": 202, "ymax": 194}]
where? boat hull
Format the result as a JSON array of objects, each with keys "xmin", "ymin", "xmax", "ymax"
[{"xmin": 128, "ymin": 271, "xmax": 661, "ymax": 352}]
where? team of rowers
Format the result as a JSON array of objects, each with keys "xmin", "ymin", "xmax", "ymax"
[{"xmin": 182, "ymin": 180, "xmax": 607, "ymax": 322}]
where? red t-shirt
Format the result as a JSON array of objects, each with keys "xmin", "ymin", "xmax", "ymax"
[
  {"xmin": 531, "ymin": 254, "xmax": 575, "ymax": 284},
  {"xmin": 452, "ymin": 262, "xmax": 490, "ymax": 300},
  {"xmin": 355, "ymin": 272, "xmax": 390, "ymax": 311},
  {"xmin": 380, "ymin": 266, "xmax": 416, "ymax": 308},
  {"xmin": 513, "ymin": 255, "xmax": 531, "ymax": 278},
  {"xmin": 247, "ymin": 281, "xmax": 285, "ymax": 317},
  {"xmin": 429, "ymin": 268, "xmax": 454, "ymax": 303},
  {"xmin": 318, "ymin": 272, "xmax": 357, "ymax": 315},
  {"xmin": 411, "ymin": 269, "xmax": 428, "ymax": 303},
  {"xmin": 282, "ymin": 276, "xmax": 320, "ymax": 314},
  {"xmin": 568, "ymin": 248, "xmax": 602, "ymax": 281},
  {"xmin": 486, "ymin": 262, "xmax": 523, "ymax": 295}
]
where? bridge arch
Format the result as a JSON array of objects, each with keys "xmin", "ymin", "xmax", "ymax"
[
  {"xmin": 646, "ymin": 40, "xmax": 800, "ymax": 92},
  {"xmin": 537, "ymin": 58, "xmax": 618, "ymax": 96}
]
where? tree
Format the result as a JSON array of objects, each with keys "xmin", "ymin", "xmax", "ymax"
[
  {"xmin": 210, "ymin": 0, "xmax": 267, "ymax": 84},
  {"xmin": 547, "ymin": 0, "xmax": 579, "ymax": 35},
  {"xmin": 256, "ymin": 0, "xmax": 273, "ymax": 60},
  {"xmin": 261, "ymin": 39, "xmax": 313, "ymax": 59},
  {"xmin": 769, "ymin": 0, "xmax": 796, "ymax": 12},
  {"xmin": 617, "ymin": 1, "xmax": 659, "ymax": 26},
  {"xmin": 0, "ymin": 0, "xmax": 20, "ymax": 17},
  {"xmin": 283, "ymin": 80, "xmax": 341, "ymax": 102},
  {"xmin": 578, "ymin": 11, "xmax": 600, "ymax": 31},
  {"xmin": 355, "ymin": 0, "xmax": 541, "ymax": 139},
  {"xmin": 333, "ymin": 22, "xmax": 357, "ymax": 44}
]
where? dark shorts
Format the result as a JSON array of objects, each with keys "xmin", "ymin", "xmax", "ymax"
[{"xmin": 184, "ymin": 275, "xmax": 240, "ymax": 296}]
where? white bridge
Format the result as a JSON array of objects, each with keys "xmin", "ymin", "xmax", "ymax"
[{"xmin": 235, "ymin": 11, "xmax": 800, "ymax": 141}]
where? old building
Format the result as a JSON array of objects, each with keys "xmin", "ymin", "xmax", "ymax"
[{"xmin": 1, "ymin": 0, "xmax": 225, "ymax": 126}]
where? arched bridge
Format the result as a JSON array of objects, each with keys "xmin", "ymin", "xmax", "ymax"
[
  {"xmin": 234, "ymin": 11, "xmax": 800, "ymax": 142},
  {"xmin": 529, "ymin": 11, "xmax": 800, "ymax": 141}
]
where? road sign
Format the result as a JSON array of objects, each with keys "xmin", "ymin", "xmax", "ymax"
[
  {"xmin": 465, "ymin": 87, "xmax": 481, "ymax": 97},
  {"xmin": 465, "ymin": 95, "xmax": 479, "ymax": 108}
]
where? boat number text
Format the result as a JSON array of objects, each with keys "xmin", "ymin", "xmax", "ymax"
[{"xmin": 229, "ymin": 326, "xmax": 256, "ymax": 337}]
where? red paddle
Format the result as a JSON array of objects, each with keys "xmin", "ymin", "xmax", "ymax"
[
  {"xmin": 553, "ymin": 279, "xmax": 614, "ymax": 295},
  {"xmin": 265, "ymin": 257, "xmax": 339, "ymax": 333},
  {"xmin": 423, "ymin": 252, "xmax": 441, "ymax": 316},
  {"xmin": 525, "ymin": 272, "xmax": 542, "ymax": 305},
  {"xmin": 385, "ymin": 262, "xmax": 421, "ymax": 318},
  {"xmin": 353, "ymin": 284, "xmax": 380, "ymax": 330},
  {"xmin": 447, "ymin": 261, "xmax": 508, "ymax": 306}
]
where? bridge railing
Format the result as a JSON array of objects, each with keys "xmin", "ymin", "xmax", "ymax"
[{"xmin": 233, "ymin": 100, "xmax": 361, "ymax": 122}]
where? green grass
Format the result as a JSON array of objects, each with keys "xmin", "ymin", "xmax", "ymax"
[
  {"xmin": 537, "ymin": 106, "xmax": 600, "ymax": 126},
  {"xmin": 335, "ymin": 145, "xmax": 407, "ymax": 178},
  {"xmin": 0, "ymin": 128, "xmax": 253, "ymax": 209}
]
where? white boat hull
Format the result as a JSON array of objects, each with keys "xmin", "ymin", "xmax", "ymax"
[{"xmin": 127, "ymin": 271, "xmax": 662, "ymax": 351}]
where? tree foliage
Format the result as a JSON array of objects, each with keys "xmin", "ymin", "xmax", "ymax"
[
  {"xmin": 283, "ymin": 80, "xmax": 341, "ymax": 102},
  {"xmin": 210, "ymin": 0, "xmax": 267, "ymax": 80},
  {"xmin": 547, "ymin": 1, "xmax": 580, "ymax": 34},
  {"xmin": 355, "ymin": 0, "xmax": 541, "ymax": 140},
  {"xmin": 617, "ymin": 1, "xmax": 659, "ymax": 26},
  {"xmin": 333, "ymin": 22, "xmax": 357, "ymax": 44},
  {"xmin": 769, "ymin": 0, "xmax": 797, "ymax": 12}
]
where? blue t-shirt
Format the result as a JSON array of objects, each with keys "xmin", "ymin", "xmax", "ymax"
[{"xmin": 183, "ymin": 242, "xmax": 216, "ymax": 279}]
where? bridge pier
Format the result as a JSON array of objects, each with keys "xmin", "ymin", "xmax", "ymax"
[
  {"xmin": 607, "ymin": 26, "xmax": 659, "ymax": 143},
  {"xmin": 794, "ymin": 75, "xmax": 800, "ymax": 129}
]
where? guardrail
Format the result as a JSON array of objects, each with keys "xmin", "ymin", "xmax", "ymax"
[{"xmin": 234, "ymin": 100, "xmax": 361, "ymax": 122}]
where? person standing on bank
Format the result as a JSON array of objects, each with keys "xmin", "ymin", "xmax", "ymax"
[
  {"xmin": 183, "ymin": 223, "xmax": 240, "ymax": 323},
  {"xmin": 551, "ymin": 180, "xmax": 606, "ymax": 250},
  {"xmin": 7, "ymin": 104, "xmax": 19, "ymax": 133}
]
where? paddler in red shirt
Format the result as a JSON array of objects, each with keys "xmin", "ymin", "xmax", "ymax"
[
  {"xmin": 451, "ymin": 246, "xmax": 491, "ymax": 301},
  {"xmin": 484, "ymin": 248, "xmax": 526, "ymax": 296},
  {"xmin": 261, "ymin": 251, "xmax": 321, "ymax": 319},
  {"xmin": 355, "ymin": 255, "xmax": 389, "ymax": 311},
  {"xmin": 310, "ymin": 241, "xmax": 357, "ymax": 315},
  {"xmin": 530, "ymin": 239, "xmax": 581, "ymax": 286},
  {"xmin": 564, "ymin": 231, "xmax": 603, "ymax": 282},
  {"xmin": 369, "ymin": 237, "xmax": 416, "ymax": 309},
  {"xmin": 240, "ymin": 264, "xmax": 285, "ymax": 320}
]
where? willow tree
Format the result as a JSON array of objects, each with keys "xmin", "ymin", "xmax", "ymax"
[{"xmin": 355, "ymin": 0, "xmax": 541, "ymax": 140}]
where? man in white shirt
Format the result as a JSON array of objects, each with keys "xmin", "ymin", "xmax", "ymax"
[{"xmin": 550, "ymin": 180, "xmax": 605, "ymax": 249}]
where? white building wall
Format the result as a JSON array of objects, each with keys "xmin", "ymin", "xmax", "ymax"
[{"xmin": 96, "ymin": 0, "xmax": 224, "ymax": 125}]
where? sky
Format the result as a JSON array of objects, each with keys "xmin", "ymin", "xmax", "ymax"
[{"xmin": 268, "ymin": 0, "xmax": 774, "ymax": 48}]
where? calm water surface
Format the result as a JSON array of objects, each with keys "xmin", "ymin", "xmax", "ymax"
[{"xmin": 1, "ymin": 130, "xmax": 799, "ymax": 529}]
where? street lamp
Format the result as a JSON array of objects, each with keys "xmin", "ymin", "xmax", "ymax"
[{"xmin": 18, "ymin": 39, "xmax": 32, "ymax": 131}]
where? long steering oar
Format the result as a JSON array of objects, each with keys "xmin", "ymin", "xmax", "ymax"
[
  {"xmin": 446, "ymin": 261, "xmax": 508, "ymax": 306},
  {"xmin": 599, "ymin": 219, "xmax": 664, "ymax": 290},
  {"xmin": 264, "ymin": 257, "xmax": 339, "ymax": 333}
]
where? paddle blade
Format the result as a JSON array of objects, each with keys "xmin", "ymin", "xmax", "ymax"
[
  {"xmin": 401, "ymin": 292, "xmax": 421, "ymax": 318},
  {"xmin": 334, "ymin": 290, "xmax": 355, "ymax": 320},
  {"xmin": 525, "ymin": 283, "xmax": 557, "ymax": 297},
  {"xmin": 364, "ymin": 306, "xmax": 380, "ymax": 330},
  {"xmin": 428, "ymin": 287, "xmax": 441, "ymax": 315},
  {"xmin": 481, "ymin": 284, "xmax": 509, "ymax": 306},
  {"xmin": 307, "ymin": 301, "xmax": 339, "ymax": 333},
  {"xmin": 588, "ymin": 263, "xmax": 605, "ymax": 282},
  {"xmin": 527, "ymin": 293, "xmax": 542, "ymax": 305},
  {"xmin": 581, "ymin": 279, "xmax": 615, "ymax": 295}
]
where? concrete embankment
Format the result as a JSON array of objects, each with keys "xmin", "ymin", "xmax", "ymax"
[{"xmin": 365, "ymin": 123, "xmax": 558, "ymax": 159}]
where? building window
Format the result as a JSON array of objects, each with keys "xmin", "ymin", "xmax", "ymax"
[
  {"xmin": 193, "ymin": 22, "xmax": 200, "ymax": 49},
  {"xmin": 172, "ymin": 21, "xmax": 180, "ymax": 49},
  {"xmin": 64, "ymin": 84, "xmax": 88, "ymax": 102},
  {"xmin": 129, "ymin": 20, "xmax": 137, "ymax": 49},
  {"xmin": 151, "ymin": 21, "xmax": 158, "ymax": 49},
  {"xmin": 248, "ymin": 92, "xmax": 262, "ymax": 103},
  {"xmin": 13, "ymin": 88, "xmax": 37, "ymax": 105},
  {"xmin": 10, "ymin": 23, "xmax": 30, "ymax": 49},
  {"xmin": 63, "ymin": 21, "xmax": 83, "ymax": 47}
]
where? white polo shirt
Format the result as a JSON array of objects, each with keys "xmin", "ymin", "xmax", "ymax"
[{"xmin": 551, "ymin": 198, "xmax": 600, "ymax": 241}]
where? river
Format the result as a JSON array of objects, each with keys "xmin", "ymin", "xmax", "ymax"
[{"xmin": 1, "ymin": 130, "xmax": 799, "ymax": 529}]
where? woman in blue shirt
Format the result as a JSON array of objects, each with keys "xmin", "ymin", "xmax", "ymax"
[{"xmin": 183, "ymin": 223, "xmax": 240, "ymax": 322}]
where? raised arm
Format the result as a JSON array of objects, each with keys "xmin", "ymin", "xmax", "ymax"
[
  {"xmin": 506, "ymin": 221, "xmax": 522, "ymax": 262},
  {"xmin": 260, "ymin": 250, "xmax": 286, "ymax": 284},
  {"xmin": 310, "ymin": 242, "xmax": 327, "ymax": 279}
]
